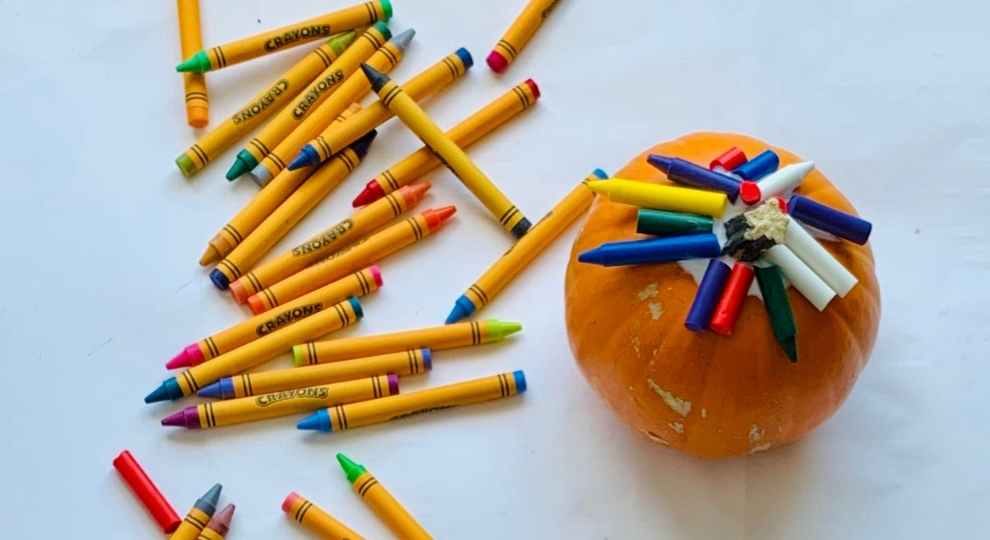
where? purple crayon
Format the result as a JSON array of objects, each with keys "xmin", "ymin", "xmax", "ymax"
[
  {"xmin": 684, "ymin": 259, "xmax": 732, "ymax": 331},
  {"xmin": 578, "ymin": 233, "xmax": 721, "ymax": 267},
  {"xmin": 647, "ymin": 154, "xmax": 741, "ymax": 202},
  {"xmin": 732, "ymin": 149, "xmax": 780, "ymax": 180},
  {"xmin": 788, "ymin": 195, "xmax": 872, "ymax": 245}
]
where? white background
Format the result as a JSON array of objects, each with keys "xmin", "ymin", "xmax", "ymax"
[{"xmin": 1, "ymin": 0, "xmax": 988, "ymax": 538}]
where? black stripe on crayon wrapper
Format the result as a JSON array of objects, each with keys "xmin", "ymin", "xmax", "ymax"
[
  {"xmin": 332, "ymin": 303, "xmax": 347, "ymax": 328},
  {"xmin": 339, "ymin": 149, "xmax": 358, "ymax": 171},
  {"xmin": 268, "ymin": 152, "xmax": 287, "ymax": 170},
  {"xmin": 190, "ymin": 144, "xmax": 210, "ymax": 166},
  {"xmin": 242, "ymin": 373, "xmax": 254, "ymax": 396},
  {"xmin": 470, "ymin": 321, "xmax": 481, "ymax": 345},
  {"xmin": 185, "ymin": 92, "xmax": 209, "ymax": 103},
  {"xmin": 182, "ymin": 370, "xmax": 200, "ymax": 392},
  {"xmin": 248, "ymin": 137, "xmax": 271, "ymax": 157},
  {"xmin": 314, "ymin": 47, "xmax": 334, "ymax": 68},
  {"xmin": 315, "ymin": 136, "xmax": 333, "ymax": 160},
  {"xmin": 262, "ymin": 287, "xmax": 279, "ymax": 311},
  {"xmin": 204, "ymin": 337, "xmax": 219, "ymax": 358},
  {"xmin": 211, "ymin": 47, "xmax": 226, "ymax": 68},
  {"xmin": 362, "ymin": 30, "xmax": 384, "ymax": 50},
  {"xmin": 335, "ymin": 404, "xmax": 348, "ymax": 430},
  {"xmin": 308, "ymin": 342, "xmax": 318, "ymax": 365},
  {"xmin": 384, "ymin": 192, "xmax": 401, "ymax": 216},
  {"xmin": 381, "ymin": 84, "xmax": 402, "ymax": 108},
  {"xmin": 354, "ymin": 270, "xmax": 370, "ymax": 296},
  {"xmin": 409, "ymin": 216, "xmax": 425, "ymax": 240},
  {"xmin": 407, "ymin": 349, "xmax": 416, "ymax": 374},
  {"xmin": 497, "ymin": 39, "xmax": 518, "ymax": 59},
  {"xmin": 499, "ymin": 205, "xmax": 518, "ymax": 226},
  {"xmin": 498, "ymin": 373, "xmax": 508, "ymax": 397},
  {"xmin": 382, "ymin": 170, "xmax": 400, "ymax": 190},
  {"xmin": 363, "ymin": 2, "xmax": 376, "ymax": 24},
  {"xmin": 469, "ymin": 284, "xmax": 489, "ymax": 305},
  {"xmin": 512, "ymin": 86, "xmax": 531, "ymax": 109},
  {"xmin": 217, "ymin": 259, "xmax": 242, "ymax": 280},
  {"xmin": 245, "ymin": 272, "xmax": 264, "ymax": 295},
  {"xmin": 357, "ymin": 476, "xmax": 378, "ymax": 497},
  {"xmin": 442, "ymin": 57, "xmax": 459, "ymax": 80},
  {"xmin": 223, "ymin": 224, "xmax": 243, "ymax": 243},
  {"xmin": 204, "ymin": 402, "xmax": 216, "ymax": 428},
  {"xmin": 295, "ymin": 499, "xmax": 312, "ymax": 522},
  {"xmin": 379, "ymin": 44, "xmax": 399, "ymax": 67},
  {"xmin": 185, "ymin": 514, "xmax": 207, "ymax": 529}
]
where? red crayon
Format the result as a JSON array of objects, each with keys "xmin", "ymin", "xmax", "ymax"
[
  {"xmin": 709, "ymin": 262, "xmax": 755, "ymax": 336},
  {"xmin": 709, "ymin": 147, "xmax": 747, "ymax": 172},
  {"xmin": 112, "ymin": 450, "xmax": 181, "ymax": 533},
  {"xmin": 739, "ymin": 181, "xmax": 762, "ymax": 205}
]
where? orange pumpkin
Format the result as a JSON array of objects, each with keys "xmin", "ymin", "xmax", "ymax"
[{"xmin": 564, "ymin": 132, "xmax": 880, "ymax": 459}]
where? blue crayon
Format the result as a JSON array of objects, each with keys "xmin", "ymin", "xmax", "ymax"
[
  {"xmin": 578, "ymin": 233, "xmax": 721, "ymax": 267},
  {"xmin": 646, "ymin": 154, "xmax": 740, "ymax": 202},
  {"xmin": 732, "ymin": 150, "xmax": 779, "ymax": 180},
  {"xmin": 788, "ymin": 195, "xmax": 872, "ymax": 245},
  {"xmin": 287, "ymin": 145, "xmax": 320, "ymax": 170},
  {"xmin": 684, "ymin": 259, "xmax": 731, "ymax": 331}
]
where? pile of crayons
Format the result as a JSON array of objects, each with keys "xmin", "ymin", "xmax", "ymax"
[{"xmin": 578, "ymin": 147, "xmax": 873, "ymax": 362}]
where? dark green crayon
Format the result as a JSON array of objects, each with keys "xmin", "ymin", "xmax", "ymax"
[
  {"xmin": 636, "ymin": 209, "xmax": 714, "ymax": 237},
  {"xmin": 755, "ymin": 265, "xmax": 798, "ymax": 362}
]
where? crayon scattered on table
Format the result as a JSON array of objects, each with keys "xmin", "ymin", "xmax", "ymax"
[
  {"xmin": 175, "ymin": 32, "xmax": 358, "ymax": 178},
  {"xmin": 755, "ymin": 265, "xmax": 798, "ymax": 362},
  {"xmin": 763, "ymin": 244, "xmax": 835, "ymax": 311},
  {"xmin": 169, "ymin": 484, "xmax": 222, "ymax": 540},
  {"xmin": 112, "ymin": 450, "xmax": 181, "ymax": 533},
  {"xmin": 335, "ymin": 453, "xmax": 433, "ymax": 540},
  {"xmin": 586, "ymin": 178, "xmax": 727, "ymax": 218},
  {"xmin": 577, "ymin": 233, "xmax": 721, "ymax": 267},
  {"xmin": 709, "ymin": 147, "xmax": 747, "ymax": 172},
  {"xmin": 446, "ymin": 168, "xmax": 607, "ymax": 323},
  {"xmin": 636, "ymin": 208, "xmax": 713, "ymax": 237},
  {"xmin": 487, "ymin": 0, "xmax": 560, "ymax": 73},
  {"xmin": 646, "ymin": 154, "xmax": 741, "ymax": 202},
  {"xmin": 362, "ymin": 63, "xmax": 532, "ymax": 238},
  {"xmin": 299, "ymin": 371, "xmax": 526, "ymax": 433},
  {"xmin": 283, "ymin": 492, "xmax": 367, "ymax": 540},
  {"xmin": 145, "ymin": 297, "xmax": 363, "ymax": 403},
  {"xmin": 199, "ymin": 349, "xmax": 430, "ymax": 399},
  {"xmin": 788, "ymin": 195, "xmax": 873, "ymax": 245},
  {"xmin": 708, "ymin": 262, "xmax": 755, "ymax": 336},
  {"xmin": 248, "ymin": 207, "xmax": 456, "ymax": 312},
  {"xmin": 176, "ymin": 0, "xmax": 391, "ymax": 73},
  {"xmin": 294, "ymin": 319, "xmax": 521, "ymax": 365},
  {"xmin": 751, "ymin": 161, "xmax": 814, "ymax": 203},
  {"xmin": 684, "ymin": 259, "xmax": 731, "ymax": 331},
  {"xmin": 783, "ymin": 217, "xmax": 858, "ymax": 297},
  {"xmin": 196, "ymin": 504, "xmax": 234, "ymax": 540},
  {"xmin": 732, "ymin": 149, "xmax": 779, "ymax": 180},
  {"xmin": 353, "ymin": 79, "xmax": 540, "ymax": 206},
  {"xmin": 176, "ymin": 0, "xmax": 208, "ymax": 128}
]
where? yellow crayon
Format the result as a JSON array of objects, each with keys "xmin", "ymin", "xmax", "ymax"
[
  {"xmin": 336, "ymin": 454, "xmax": 431, "ymax": 540},
  {"xmin": 226, "ymin": 23, "xmax": 392, "ymax": 181},
  {"xmin": 363, "ymin": 64, "xmax": 532, "ymax": 238},
  {"xmin": 486, "ymin": 0, "xmax": 560, "ymax": 73},
  {"xmin": 169, "ymin": 485, "xmax": 222, "ymax": 540},
  {"xmin": 357, "ymin": 79, "xmax": 541, "ymax": 205},
  {"xmin": 177, "ymin": 0, "xmax": 208, "ymax": 128},
  {"xmin": 586, "ymin": 179, "xmax": 727, "ymax": 217},
  {"xmin": 176, "ymin": 0, "xmax": 391, "ymax": 73},
  {"xmin": 293, "ymin": 319, "xmax": 521, "ymax": 366},
  {"xmin": 283, "ymin": 492, "xmax": 366, "ymax": 540},
  {"xmin": 251, "ymin": 29, "xmax": 414, "ymax": 187},
  {"xmin": 447, "ymin": 169, "xmax": 606, "ymax": 323},
  {"xmin": 198, "ymin": 104, "xmax": 361, "ymax": 266},
  {"xmin": 175, "ymin": 32, "xmax": 358, "ymax": 178},
  {"xmin": 212, "ymin": 133, "xmax": 376, "ymax": 288}
]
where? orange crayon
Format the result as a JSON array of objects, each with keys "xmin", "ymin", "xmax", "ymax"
[{"xmin": 283, "ymin": 492, "xmax": 366, "ymax": 540}]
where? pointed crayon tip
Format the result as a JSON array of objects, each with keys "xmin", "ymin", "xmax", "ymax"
[
  {"xmin": 288, "ymin": 146, "xmax": 319, "ymax": 171},
  {"xmin": 646, "ymin": 154, "xmax": 673, "ymax": 173},
  {"xmin": 161, "ymin": 408, "xmax": 192, "ymax": 428},
  {"xmin": 166, "ymin": 351, "xmax": 188, "ymax": 370},
  {"xmin": 226, "ymin": 153, "xmax": 256, "ymax": 181},
  {"xmin": 360, "ymin": 63, "xmax": 389, "ymax": 91},
  {"xmin": 577, "ymin": 248, "xmax": 604, "ymax": 265},
  {"xmin": 486, "ymin": 50, "xmax": 508, "ymax": 73},
  {"xmin": 297, "ymin": 409, "xmax": 331, "ymax": 432},
  {"xmin": 350, "ymin": 129, "xmax": 378, "ymax": 160},
  {"xmin": 792, "ymin": 161, "xmax": 815, "ymax": 177},
  {"xmin": 197, "ymin": 381, "xmax": 223, "ymax": 399},
  {"xmin": 488, "ymin": 320, "xmax": 522, "ymax": 339},
  {"xmin": 783, "ymin": 337, "xmax": 798, "ymax": 362},
  {"xmin": 423, "ymin": 205, "xmax": 456, "ymax": 230},
  {"xmin": 207, "ymin": 504, "xmax": 235, "ymax": 536},
  {"xmin": 445, "ymin": 295, "xmax": 475, "ymax": 324},
  {"xmin": 199, "ymin": 483, "xmax": 222, "ymax": 512},
  {"xmin": 335, "ymin": 452, "xmax": 367, "ymax": 482},
  {"xmin": 199, "ymin": 245, "xmax": 220, "ymax": 267},
  {"xmin": 353, "ymin": 180, "xmax": 386, "ymax": 207},
  {"xmin": 391, "ymin": 28, "xmax": 415, "ymax": 50},
  {"xmin": 400, "ymin": 181, "xmax": 432, "ymax": 203},
  {"xmin": 329, "ymin": 31, "xmax": 357, "ymax": 54},
  {"xmin": 379, "ymin": 0, "xmax": 393, "ymax": 20},
  {"xmin": 166, "ymin": 344, "xmax": 203, "ymax": 370},
  {"xmin": 373, "ymin": 21, "xmax": 391, "ymax": 39},
  {"xmin": 176, "ymin": 51, "xmax": 210, "ymax": 73},
  {"xmin": 144, "ymin": 378, "xmax": 181, "ymax": 403}
]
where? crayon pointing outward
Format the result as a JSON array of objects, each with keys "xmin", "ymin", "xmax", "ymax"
[
  {"xmin": 299, "ymin": 370, "xmax": 526, "ymax": 433},
  {"xmin": 113, "ymin": 450, "xmax": 182, "ymax": 533},
  {"xmin": 788, "ymin": 195, "xmax": 872, "ymax": 245},
  {"xmin": 247, "ymin": 207, "xmax": 456, "ymax": 312},
  {"xmin": 224, "ymin": 23, "xmax": 390, "ymax": 181},
  {"xmin": 783, "ymin": 217, "xmax": 858, "ymax": 297},
  {"xmin": 709, "ymin": 147, "xmax": 747, "ymax": 172},
  {"xmin": 733, "ymin": 149, "xmax": 780, "ymax": 181},
  {"xmin": 586, "ymin": 179, "xmax": 727, "ymax": 218},
  {"xmin": 684, "ymin": 259, "xmax": 731, "ymax": 331},
  {"xmin": 708, "ymin": 262, "xmax": 755, "ymax": 336},
  {"xmin": 210, "ymin": 131, "xmax": 378, "ymax": 290},
  {"xmin": 446, "ymin": 169, "xmax": 607, "ymax": 324},
  {"xmin": 177, "ymin": 0, "xmax": 208, "ymax": 128},
  {"xmin": 174, "ymin": 32, "xmax": 358, "ymax": 178},
  {"xmin": 162, "ymin": 375, "xmax": 398, "ymax": 429},
  {"xmin": 145, "ymin": 297, "xmax": 363, "ymax": 403},
  {"xmin": 354, "ymin": 79, "xmax": 540, "ymax": 207},
  {"xmin": 646, "ymin": 154, "xmax": 741, "ymax": 202},
  {"xmin": 578, "ymin": 233, "xmax": 721, "ymax": 267},
  {"xmin": 755, "ymin": 265, "xmax": 798, "ymax": 362},
  {"xmin": 176, "ymin": 0, "xmax": 392, "ymax": 73},
  {"xmin": 362, "ymin": 63, "xmax": 532, "ymax": 238},
  {"xmin": 283, "ymin": 492, "xmax": 367, "ymax": 540},
  {"xmin": 294, "ymin": 319, "xmax": 520, "ymax": 365},
  {"xmin": 199, "ymin": 349, "xmax": 430, "ymax": 399},
  {"xmin": 169, "ymin": 484, "xmax": 222, "ymax": 540},
  {"xmin": 487, "ymin": 0, "xmax": 560, "ymax": 73},
  {"xmin": 753, "ymin": 161, "xmax": 815, "ymax": 202},
  {"xmin": 763, "ymin": 244, "xmax": 835, "ymax": 311},
  {"xmin": 636, "ymin": 209, "xmax": 714, "ymax": 237},
  {"xmin": 196, "ymin": 504, "xmax": 234, "ymax": 540},
  {"xmin": 334, "ymin": 454, "xmax": 432, "ymax": 540}
]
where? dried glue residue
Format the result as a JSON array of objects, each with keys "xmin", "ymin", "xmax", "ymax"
[
  {"xmin": 646, "ymin": 379, "xmax": 692, "ymax": 417},
  {"xmin": 644, "ymin": 431, "xmax": 670, "ymax": 446},
  {"xmin": 701, "ymin": 408, "xmax": 708, "ymax": 419},
  {"xmin": 637, "ymin": 283, "xmax": 658, "ymax": 301},
  {"xmin": 648, "ymin": 302, "xmax": 663, "ymax": 320},
  {"xmin": 631, "ymin": 336, "xmax": 641, "ymax": 356},
  {"xmin": 668, "ymin": 421, "xmax": 684, "ymax": 434},
  {"xmin": 749, "ymin": 443, "xmax": 772, "ymax": 454},
  {"xmin": 749, "ymin": 424, "xmax": 764, "ymax": 444}
]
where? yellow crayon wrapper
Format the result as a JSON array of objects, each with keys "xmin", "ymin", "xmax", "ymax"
[
  {"xmin": 284, "ymin": 492, "xmax": 366, "ymax": 540},
  {"xmin": 169, "ymin": 506, "xmax": 211, "ymax": 540},
  {"xmin": 591, "ymin": 179, "xmax": 727, "ymax": 217},
  {"xmin": 489, "ymin": 0, "xmax": 559, "ymax": 71},
  {"xmin": 177, "ymin": 0, "xmax": 208, "ymax": 128},
  {"xmin": 352, "ymin": 472, "xmax": 431, "ymax": 540}
]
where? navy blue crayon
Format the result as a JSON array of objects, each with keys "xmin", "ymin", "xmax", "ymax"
[
  {"xmin": 578, "ymin": 233, "xmax": 721, "ymax": 267},
  {"xmin": 732, "ymin": 150, "xmax": 779, "ymax": 180},
  {"xmin": 684, "ymin": 259, "xmax": 732, "ymax": 331},
  {"xmin": 788, "ymin": 195, "xmax": 872, "ymax": 245},
  {"xmin": 647, "ymin": 154, "xmax": 740, "ymax": 202}
]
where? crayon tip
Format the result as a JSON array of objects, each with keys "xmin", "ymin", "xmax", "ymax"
[
  {"xmin": 297, "ymin": 409, "xmax": 331, "ymax": 432},
  {"xmin": 388, "ymin": 373, "xmax": 399, "ymax": 395},
  {"xmin": 207, "ymin": 504, "xmax": 235, "ymax": 536},
  {"xmin": 455, "ymin": 47, "xmax": 474, "ymax": 69},
  {"xmin": 144, "ymin": 378, "xmax": 182, "ymax": 403},
  {"xmin": 646, "ymin": 154, "xmax": 674, "ymax": 173},
  {"xmin": 176, "ymin": 51, "xmax": 210, "ymax": 73},
  {"xmin": 291, "ymin": 345, "xmax": 307, "ymax": 366},
  {"xmin": 488, "ymin": 320, "xmax": 523, "ymax": 339},
  {"xmin": 445, "ymin": 295, "xmax": 476, "ymax": 324},
  {"xmin": 360, "ymin": 63, "xmax": 390, "ymax": 91},
  {"xmin": 328, "ymin": 31, "xmax": 357, "ymax": 54},
  {"xmin": 226, "ymin": 152, "xmax": 257, "ymax": 181},
  {"xmin": 350, "ymin": 129, "xmax": 378, "ymax": 160},
  {"xmin": 401, "ymin": 181, "xmax": 432, "ymax": 204},
  {"xmin": 229, "ymin": 279, "xmax": 251, "ymax": 304},
  {"xmin": 161, "ymin": 407, "xmax": 198, "ymax": 429},
  {"xmin": 287, "ymin": 146, "xmax": 320, "ymax": 171},
  {"xmin": 511, "ymin": 217, "xmax": 532, "ymax": 239},
  {"xmin": 282, "ymin": 492, "xmax": 302, "ymax": 513},
  {"xmin": 335, "ymin": 452, "xmax": 367, "ymax": 482},
  {"xmin": 421, "ymin": 348, "xmax": 433, "ymax": 370},
  {"xmin": 209, "ymin": 269, "xmax": 230, "ymax": 290},
  {"xmin": 592, "ymin": 168, "xmax": 608, "ymax": 180},
  {"xmin": 368, "ymin": 265, "xmax": 384, "ymax": 287},
  {"xmin": 486, "ymin": 50, "xmax": 508, "ymax": 73},
  {"xmin": 199, "ymin": 245, "xmax": 220, "ymax": 267},
  {"xmin": 166, "ymin": 344, "xmax": 203, "ymax": 370},
  {"xmin": 782, "ymin": 337, "xmax": 798, "ymax": 362},
  {"xmin": 348, "ymin": 296, "xmax": 364, "ymax": 319},
  {"xmin": 423, "ymin": 205, "xmax": 457, "ymax": 230},
  {"xmin": 379, "ymin": 0, "xmax": 393, "ymax": 20},
  {"xmin": 197, "ymin": 380, "xmax": 224, "ymax": 399},
  {"xmin": 739, "ymin": 181, "xmax": 762, "ymax": 205},
  {"xmin": 577, "ymin": 247, "xmax": 605, "ymax": 265},
  {"xmin": 250, "ymin": 165, "xmax": 273, "ymax": 187},
  {"xmin": 247, "ymin": 294, "xmax": 266, "ymax": 315},
  {"xmin": 791, "ymin": 161, "xmax": 816, "ymax": 178},
  {"xmin": 390, "ymin": 28, "xmax": 415, "ymax": 51},
  {"xmin": 353, "ymin": 180, "xmax": 386, "ymax": 207},
  {"xmin": 175, "ymin": 153, "xmax": 197, "ymax": 178},
  {"xmin": 198, "ymin": 484, "xmax": 223, "ymax": 514},
  {"xmin": 524, "ymin": 78, "xmax": 541, "ymax": 99},
  {"xmin": 513, "ymin": 370, "xmax": 527, "ymax": 393},
  {"xmin": 187, "ymin": 107, "xmax": 209, "ymax": 129},
  {"xmin": 372, "ymin": 21, "xmax": 391, "ymax": 40}
]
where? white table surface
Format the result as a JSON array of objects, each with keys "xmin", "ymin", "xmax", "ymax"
[{"xmin": 1, "ymin": 0, "xmax": 988, "ymax": 537}]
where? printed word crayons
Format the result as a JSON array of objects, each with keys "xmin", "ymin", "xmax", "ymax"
[
  {"xmin": 335, "ymin": 454, "xmax": 432, "ymax": 540},
  {"xmin": 354, "ymin": 79, "xmax": 540, "ymax": 206},
  {"xmin": 294, "ymin": 319, "xmax": 521, "ymax": 365},
  {"xmin": 586, "ymin": 179, "xmax": 727, "ymax": 218},
  {"xmin": 487, "ymin": 0, "xmax": 559, "ymax": 73},
  {"xmin": 247, "ymin": 207, "xmax": 456, "ymax": 312},
  {"xmin": 170, "ymin": 484, "xmax": 222, "ymax": 540},
  {"xmin": 113, "ymin": 450, "xmax": 181, "ymax": 533},
  {"xmin": 284, "ymin": 492, "xmax": 367, "ymax": 540},
  {"xmin": 197, "ymin": 504, "xmax": 235, "ymax": 540},
  {"xmin": 446, "ymin": 169, "xmax": 607, "ymax": 323},
  {"xmin": 176, "ymin": 0, "xmax": 391, "ymax": 73},
  {"xmin": 362, "ymin": 63, "xmax": 532, "ymax": 238},
  {"xmin": 176, "ymin": 0, "xmax": 208, "ymax": 128},
  {"xmin": 298, "ymin": 371, "xmax": 527, "ymax": 433}
]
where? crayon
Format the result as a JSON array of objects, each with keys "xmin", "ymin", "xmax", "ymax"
[
  {"xmin": 248, "ymin": 207, "xmax": 456, "ymax": 312},
  {"xmin": 211, "ymin": 131, "xmax": 378, "ymax": 289},
  {"xmin": 113, "ymin": 450, "xmax": 182, "ymax": 533},
  {"xmin": 636, "ymin": 208, "xmax": 713, "ymax": 237},
  {"xmin": 585, "ymin": 179, "xmax": 727, "ymax": 218},
  {"xmin": 763, "ymin": 244, "xmax": 835, "ymax": 311},
  {"xmin": 283, "ymin": 492, "xmax": 366, "ymax": 540},
  {"xmin": 175, "ymin": 32, "xmax": 358, "ymax": 178},
  {"xmin": 708, "ymin": 262, "xmax": 755, "ymax": 336},
  {"xmin": 755, "ymin": 265, "xmax": 798, "ymax": 362},
  {"xmin": 198, "ymin": 104, "xmax": 362, "ymax": 266},
  {"xmin": 251, "ymin": 29, "xmax": 414, "ymax": 187},
  {"xmin": 291, "ymin": 48, "xmax": 474, "ymax": 170},
  {"xmin": 783, "ymin": 217, "xmax": 858, "ymax": 296},
  {"xmin": 176, "ymin": 0, "xmax": 392, "ymax": 73},
  {"xmin": 293, "ymin": 319, "xmax": 521, "ymax": 365},
  {"xmin": 162, "ymin": 375, "xmax": 398, "ymax": 429},
  {"xmin": 145, "ymin": 297, "xmax": 363, "ymax": 403},
  {"xmin": 225, "ymin": 24, "xmax": 391, "ymax": 181},
  {"xmin": 169, "ymin": 484, "xmax": 222, "ymax": 540},
  {"xmin": 354, "ymin": 79, "xmax": 541, "ymax": 206},
  {"xmin": 684, "ymin": 259, "xmax": 731, "ymax": 331},
  {"xmin": 230, "ymin": 184, "xmax": 429, "ymax": 304},
  {"xmin": 199, "ymin": 348, "xmax": 430, "ymax": 399},
  {"xmin": 486, "ymin": 0, "xmax": 560, "ymax": 73},
  {"xmin": 362, "ymin": 63, "xmax": 532, "ymax": 238},
  {"xmin": 577, "ymin": 233, "xmax": 721, "ymax": 267},
  {"xmin": 298, "ymin": 370, "xmax": 527, "ymax": 432},
  {"xmin": 646, "ymin": 154, "xmax": 741, "ymax": 202},
  {"xmin": 335, "ymin": 454, "xmax": 432, "ymax": 540},
  {"xmin": 168, "ymin": 267, "xmax": 381, "ymax": 369},
  {"xmin": 733, "ymin": 149, "xmax": 780, "ymax": 180},
  {"xmin": 788, "ymin": 195, "xmax": 872, "ymax": 245},
  {"xmin": 709, "ymin": 147, "xmax": 747, "ymax": 172},
  {"xmin": 177, "ymin": 0, "xmax": 208, "ymax": 128},
  {"xmin": 446, "ymin": 169, "xmax": 607, "ymax": 323},
  {"xmin": 752, "ymin": 161, "xmax": 815, "ymax": 203},
  {"xmin": 196, "ymin": 504, "xmax": 234, "ymax": 540}
]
